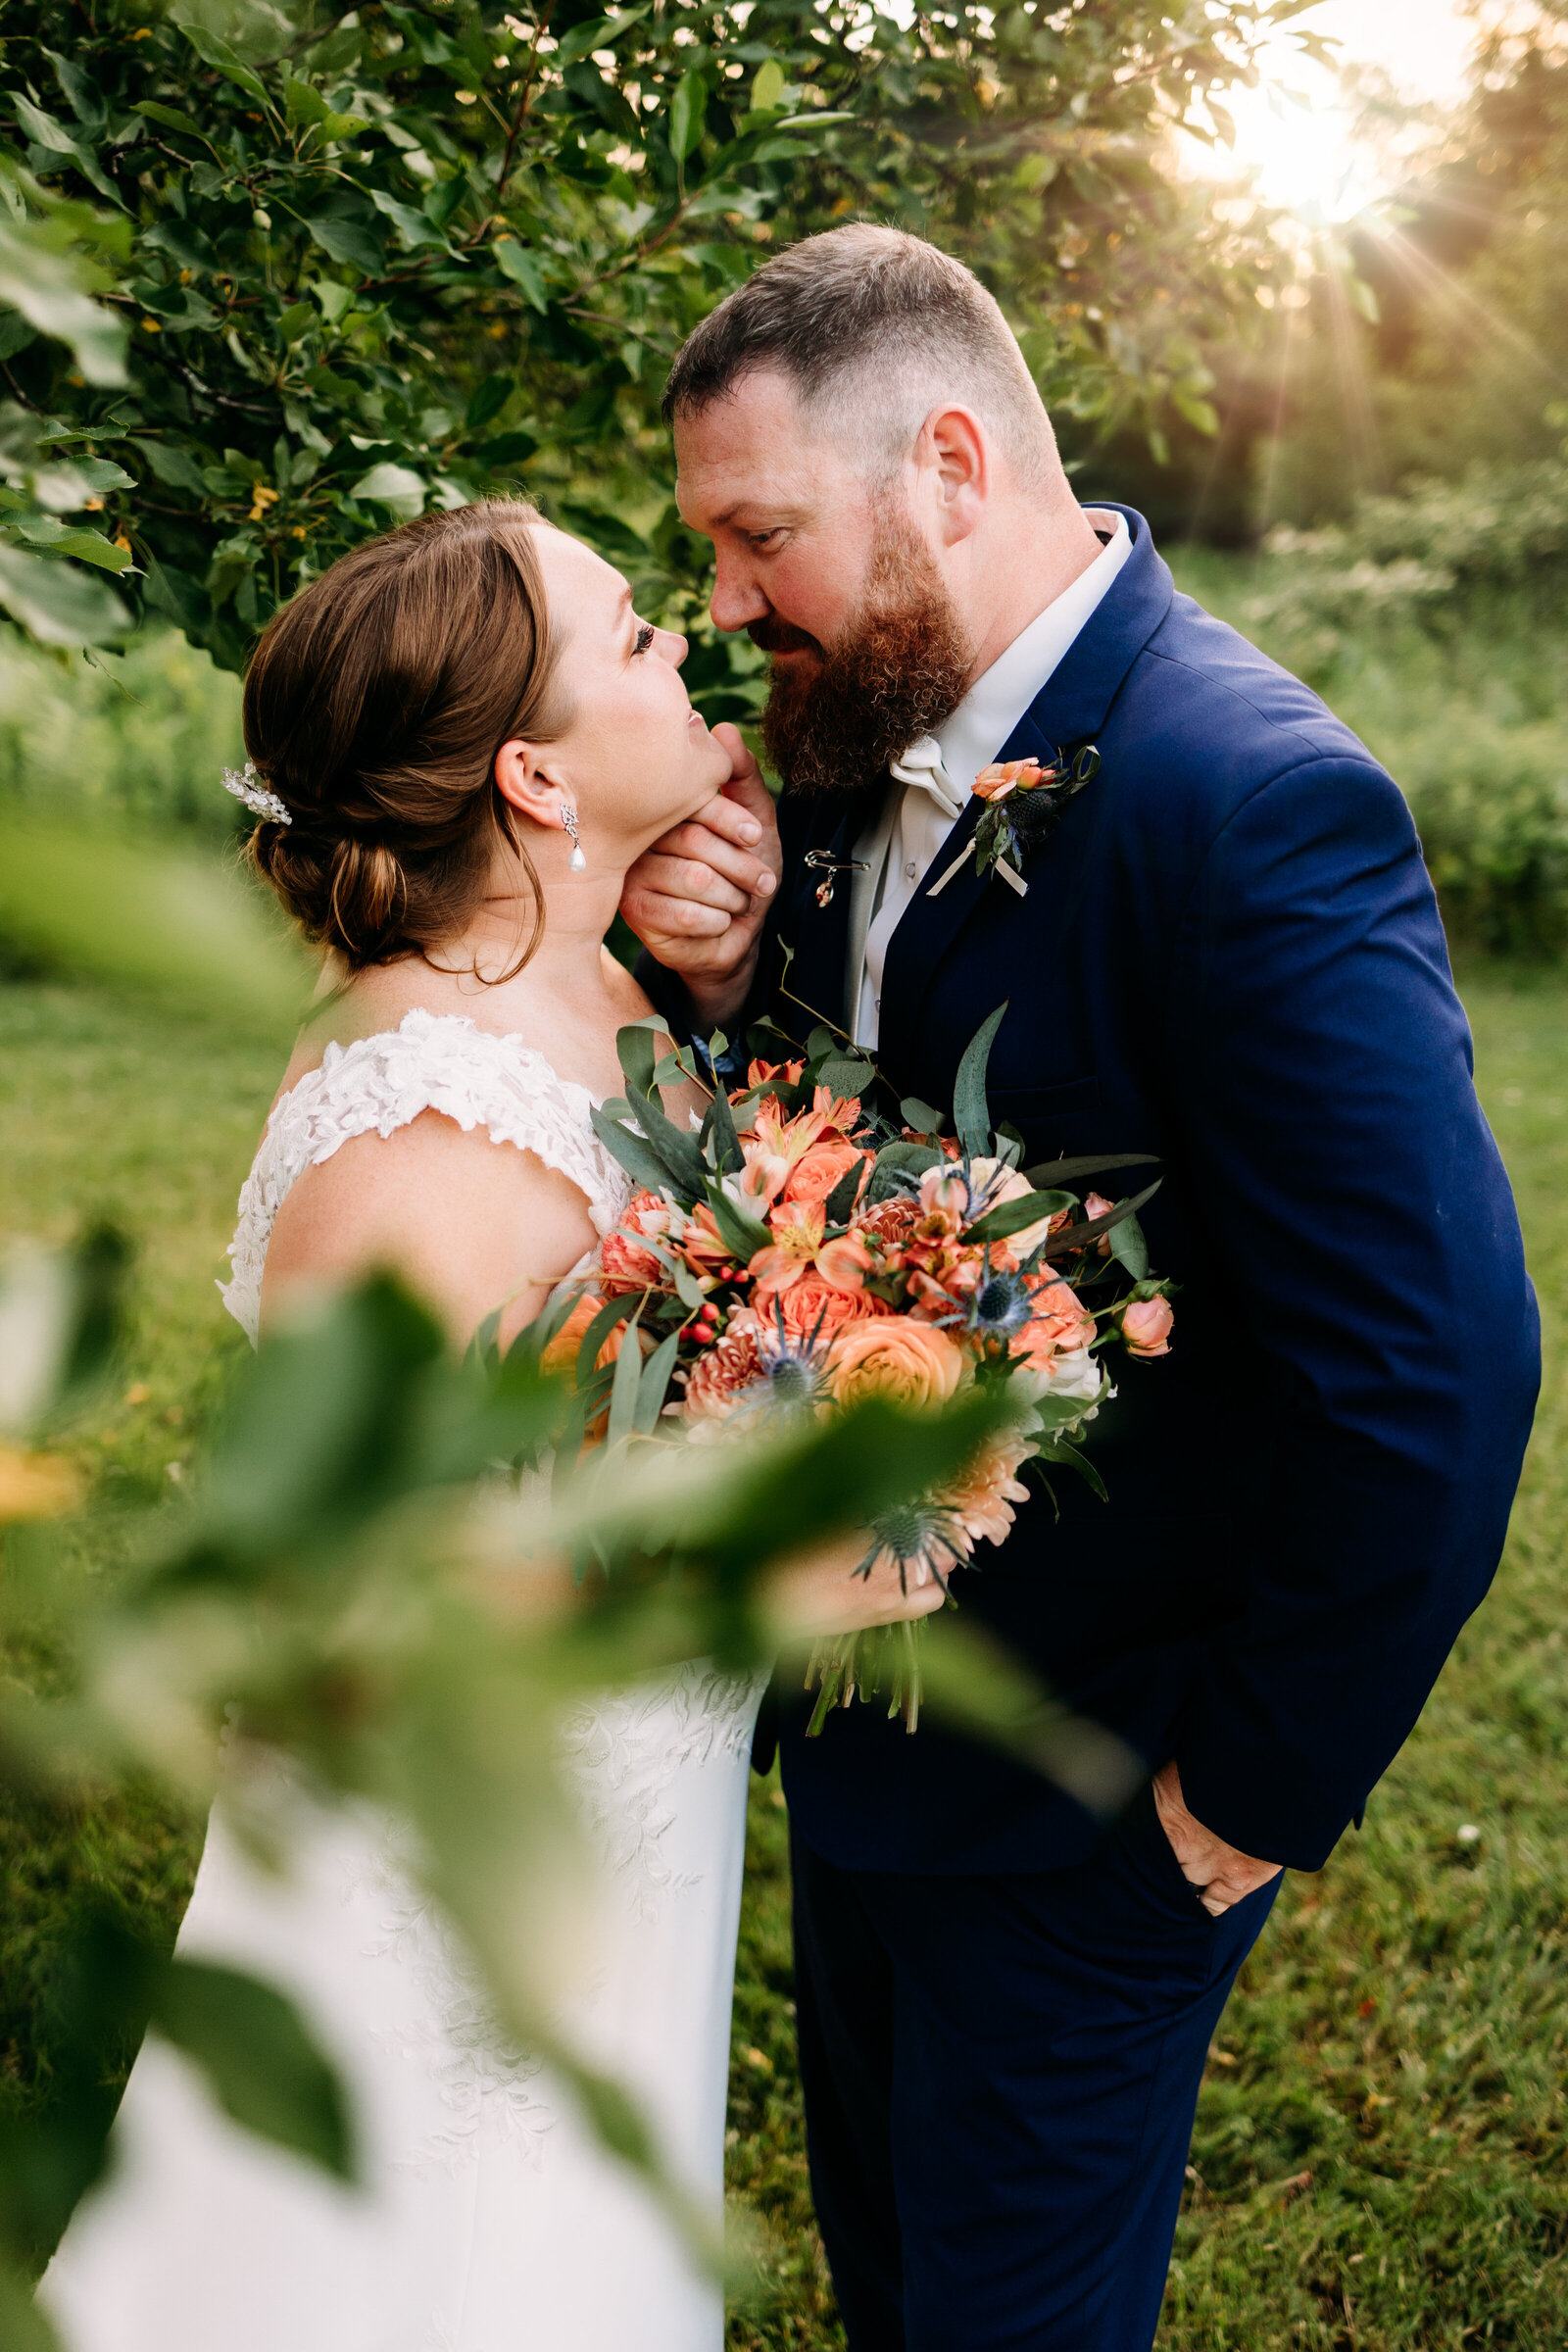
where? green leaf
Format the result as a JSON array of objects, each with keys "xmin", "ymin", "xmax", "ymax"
[
  {"xmin": 0, "ymin": 544, "xmax": 129, "ymax": 645},
  {"xmin": 1170, "ymin": 386, "xmax": 1220, "ymax": 438},
  {"xmin": 350, "ymin": 462, "xmax": 426, "ymax": 520},
  {"xmin": 1040, "ymin": 1179, "xmax": 1163, "ymax": 1263},
  {"xmin": 815, "ymin": 1054, "xmax": 875, "ymax": 1102},
  {"xmin": 901, "ymin": 1096, "xmax": 944, "ymax": 1133},
  {"xmin": 152, "ymin": 1959, "xmax": 356, "ymax": 2181},
  {"xmin": 307, "ymin": 217, "xmax": 384, "ymax": 278},
  {"xmin": 13, "ymin": 518, "xmax": 134, "ymax": 570},
  {"xmin": 751, "ymin": 59, "xmax": 786, "ymax": 113},
  {"xmin": 703, "ymin": 1075, "xmax": 745, "ymax": 1176},
  {"xmin": 0, "ymin": 2265, "xmax": 60, "ymax": 2352},
  {"xmin": 623, "ymin": 1085, "xmax": 710, "ymax": 1195},
  {"xmin": 865, "ymin": 1140, "xmax": 941, "ymax": 1202},
  {"xmin": 961, "ymin": 1187, "xmax": 1071, "ymax": 1248},
  {"xmin": 633, "ymin": 1326, "xmax": 680, "ymax": 1435},
  {"xmin": 0, "ymin": 821, "xmax": 308, "ymax": 1029},
  {"xmin": 605, "ymin": 1302, "xmax": 645, "ymax": 1447},
  {"xmin": 132, "ymin": 100, "xmax": 210, "ymax": 141},
  {"xmin": 466, "ymin": 374, "xmax": 512, "ymax": 432},
  {"xmin": 172, "ymin": 17, "xmax": 272, "ymax": 108},
  {"xmin": 369, "ymin": 189, "xmax": 446, "ymax": 250},
  {"xmin": 554, "ymin": 15, "xmax": 615, "ymax": 66},
  {"xmin": 590, "ymin": 1101, "xmax": 674, "ymax": 1196},
  {"xmin": 669, "ymin": 70, "xmax": 709, "ymax": 164},
  {"xmin": 492, "ymin": 238, "xmax": 550, "ymax": 313},
  {"xmin": 1107, "ymin": 1209, "xmax": 1149, "ymax": 1282},
  {"xmin": 9, "ymin": 95, "xmax": 121, "ymax": 206},
  {"xmin": 1021, "ymin": 1152, "xmax": 1160, "ymax": 1188},
  {"xmin": 476, "ymin": 430, "xmax": 538, "ymax": 470},
  {"xmin": 702, "ymin": 1180, "xmax": 770, "ymax": 1265},
  {"xmin": 0, "ymin": 220, "xmax": 126, "ymax": 385},
  {"xmin": 953, "ymin": 1002, "xmax": 1008, "ymax": 1159}
]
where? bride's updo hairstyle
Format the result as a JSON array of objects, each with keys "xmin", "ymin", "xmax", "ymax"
[{"xmin": 241, "ymin": 499, "xmax": 568, "ymax": 970}]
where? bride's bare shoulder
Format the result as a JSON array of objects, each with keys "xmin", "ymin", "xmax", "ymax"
[{"xmin": 260, "ymin": 1107, "xmax": 600, "ymax": 1349}]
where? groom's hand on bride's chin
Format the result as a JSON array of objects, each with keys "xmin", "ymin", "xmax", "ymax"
[
  {"xmin": 1152, "ymin": 1759, "xmax": 1284, "ymax": 1918},
  {"xmin": 620, "ymin": 725, "xmax": 782, "ymax": 1024}
]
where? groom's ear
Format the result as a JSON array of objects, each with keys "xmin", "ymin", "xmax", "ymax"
[
  {"xmin": 493, "ymin": 738, "xmax": 571, "ymax": 832},
  {"xmin": 916, "ymin": 404, "xmax": 988, "ymax": 544}
]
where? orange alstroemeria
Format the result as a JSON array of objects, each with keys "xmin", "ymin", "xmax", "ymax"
[
  {"xmin": 750, "ymin": 1200, "xmax": 874, "ymax": 1309},
  {"xmin": 735, "ymin": 1095, "xmax": 866, "ymax": 1213},
  {"xmin": 745, "ymin": 1056, "xmax": 806, "ymax": 1089}
]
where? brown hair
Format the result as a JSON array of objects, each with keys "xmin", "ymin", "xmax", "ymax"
[
  {"xmin": 662, "ymin": 224, "xmax": 1054, "ymax": 487},
  {"xmin": 242, "ymin": 499, "xmax": 568, "ymax": 971}
]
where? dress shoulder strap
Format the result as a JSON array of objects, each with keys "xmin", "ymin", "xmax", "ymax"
[{"xmin": 220, "ymin": 1009, "xmax": 631, "ymax": 1345}]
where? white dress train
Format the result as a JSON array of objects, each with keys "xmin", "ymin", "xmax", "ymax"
[{"xmin": 41, "ymin": 1010, "xmax": 764, "ymax": 2352}]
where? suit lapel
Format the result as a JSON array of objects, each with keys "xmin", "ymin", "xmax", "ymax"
[
  {"xmin": 773, "ymin": 785, "xmax": 881, "ymax": 1043},
  {"xmin": 876, "ymin": 506, "xmax": 1174, "ymax": 1089}
]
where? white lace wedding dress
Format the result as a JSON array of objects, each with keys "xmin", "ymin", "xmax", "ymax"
[{"xmin": 41, "ymin": 1010, "xmax": 764, "ymax": 2352}]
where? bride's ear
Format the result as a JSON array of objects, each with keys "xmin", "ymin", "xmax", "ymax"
[{"xmin": 493, "ymin": 739, "xmax": 573, "ymax": 835}]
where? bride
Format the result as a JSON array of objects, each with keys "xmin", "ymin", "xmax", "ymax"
[{"xmin": 39, "ymin": 500, "xmax": 942, "ymax": 2352}]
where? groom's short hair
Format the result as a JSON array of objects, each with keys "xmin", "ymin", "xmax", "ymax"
[{"xmin": 662, "ymin": 224, "xmax": 1055, "ymax": 488}]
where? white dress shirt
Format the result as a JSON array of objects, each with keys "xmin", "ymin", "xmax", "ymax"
[{"xmin": 848, "ymin": 510, "xmax": 1132, "ymax": 1051}]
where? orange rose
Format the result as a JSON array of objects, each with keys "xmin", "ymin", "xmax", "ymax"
[
  {"xmin": 1121, "ymin": 1298, "xmax": 1174, "ymax": 1358},
  {"xmin": 1016, "ymin": 1277, "xmax": 1099, "ymax": 1372},
  {"xmin": 781, "ymin": 1139, "xmax": 867, "ymax": 1209},
  {"xmin": 826, "ymin": 1320, "xmax": 970, "ymax": 1412},
  {"xmin": 776, "ymin": 1273, "xmax": 892, "ymax": 1347},
  {"xmin": 972, "ymin": 758, "xmax": 1046, "ymax": 803}
]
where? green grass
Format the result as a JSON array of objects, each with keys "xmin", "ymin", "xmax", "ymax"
[{"xmin": 4, "ymin": 965, "xmax": 1567, "ymax": 2347}]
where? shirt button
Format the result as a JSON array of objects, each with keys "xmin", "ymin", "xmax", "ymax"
[
  {"xmin": 874, "ymin": 995, "xmax": 881, "ymax": 1012},
  {"xmin": 905, "ymin": 860, "xmax": 918, "ymax": 880}
]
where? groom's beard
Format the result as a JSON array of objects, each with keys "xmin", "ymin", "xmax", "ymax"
[{"xmin": 755, "ymin": 511, "xmax": 973, "ymax": 797}]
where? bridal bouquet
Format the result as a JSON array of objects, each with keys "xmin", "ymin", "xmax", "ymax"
[{"xmin": 545, "ymin": 1007, "xmax": 1174, "ymax": 1732}]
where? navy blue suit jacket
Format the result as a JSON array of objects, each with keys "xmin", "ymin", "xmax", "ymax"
[{"xmin": 643, "ymin": 508, "xmax": 1539, "ymax": 1877}]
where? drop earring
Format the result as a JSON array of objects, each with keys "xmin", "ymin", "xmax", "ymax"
[{"xmin": 563, "ymin": 805, "xmax": 586, "ymax": 872}]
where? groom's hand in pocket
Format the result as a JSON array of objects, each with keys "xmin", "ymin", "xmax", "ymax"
[
  {"xmin": 620, "ymin": 724, "xmax": 782, "ymax": 1030},
  {"xmin": 1152, "ymin": 1760, "xmax": 1284, "ymax": 1917}
]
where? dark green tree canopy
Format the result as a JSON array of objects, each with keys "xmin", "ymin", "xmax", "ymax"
[{"xmin": 0, "ymin": 0, "xmax": 1305, "ymax": 683}]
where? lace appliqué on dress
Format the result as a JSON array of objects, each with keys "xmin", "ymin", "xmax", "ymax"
[
  {"xmin": 220, "ymin": 1009, "xmax": 632, "ymax": 1344},
  {"xmin": 350, "ymin": 1846, "xmax": 557, "ymax": 2182},
  {"xmin": 560, "ymin": 1662, "xmax": 768, "ymax": 1927}
]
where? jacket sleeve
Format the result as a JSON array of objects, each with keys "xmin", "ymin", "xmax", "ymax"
[{"xmin": 1166, "ymin": 754, "xmax": 1539, "ymax": 1869}]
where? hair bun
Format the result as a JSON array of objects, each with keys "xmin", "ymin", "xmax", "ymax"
[
  {"xmin": 239, "ymin": 501, "xmax": 568, "ymax": 972},
  {"xmin": 328, "ymin": 835, "xmax": 408, "ymax": 963}
]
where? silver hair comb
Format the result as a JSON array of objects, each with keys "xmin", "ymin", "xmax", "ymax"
[{"xmin": 221, "ymin": 760, "xmax": 292, "ymax": 826}]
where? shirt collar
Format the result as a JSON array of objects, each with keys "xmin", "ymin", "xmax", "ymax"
[{"xmin": 931, "ymin": 509, "xmax": 1131, "ymax": 799}]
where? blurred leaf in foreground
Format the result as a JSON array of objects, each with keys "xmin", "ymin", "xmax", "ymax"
[{"xmin": 0, "ymin": 822, "xmax": 312, "ymax": 1034}]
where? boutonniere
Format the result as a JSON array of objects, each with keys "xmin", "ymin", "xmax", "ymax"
[{"xmin": 927, "ymin": 742, "xmax": 1102, "ymax": 901}]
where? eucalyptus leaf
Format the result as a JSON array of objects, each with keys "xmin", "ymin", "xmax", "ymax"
[
  {"xmin": 953, "ymin": 1002, "xmax": 1007, "ymax": 1160},
  {"xmin": 589, "ymin": 1102, "xmax": 673, "ymax": 1197},
  {"xmin": 1039, "ymin": 1180, "xmax": 1163, "ymax": 1263},
  {"xmin": 702, "ymin": 1180, "xmax": 770, "ymax": 1265},
  {"xmin": 816, "ymin": 1055, "xmax": 875, "ymax": 1102},
  {"xmin": 605, "ymin": 1304, "xmax": 646, "ymax": 1448},
  {"xmin": 633, "ymin": 1327, "xmax": 681, "ymax": 1435}
]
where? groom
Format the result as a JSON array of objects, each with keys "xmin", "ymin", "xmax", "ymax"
[{"xmin": 621, "ymin": 226, "xmax": 1539, "ymax": 2349}]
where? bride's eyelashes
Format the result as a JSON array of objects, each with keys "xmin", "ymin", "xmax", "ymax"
[{"xmin": 631, "ymin": 621, "xmax": 656, "ymax": 657}]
